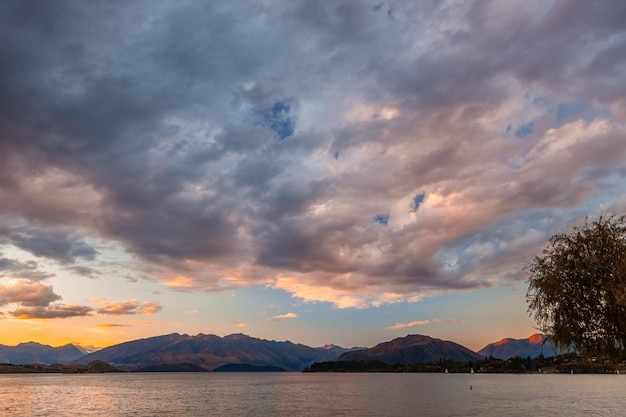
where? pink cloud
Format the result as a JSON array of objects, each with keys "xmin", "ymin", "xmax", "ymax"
[
  {"xmin": 0, "ymin": 279, "xmax": 61, "ymax": 307},
  {"xmin": 387, "ymin": 318, "xmax": 466, "ymax": 330},
  {"xmin": 93, "ymin": 299, "xmax": 162, "ymax": 316},
  {"xmin": 267, "ymin": 312, "xmax": 298, "ymax": 321},
  {"xmin": 11, "ymin": 304, "xmax": 93, "ymax": 319}
]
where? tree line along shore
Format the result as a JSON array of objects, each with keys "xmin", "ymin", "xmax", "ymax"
[{"xmin": 305, "ymin": 352, "xmax": 626, "ymax": 374}]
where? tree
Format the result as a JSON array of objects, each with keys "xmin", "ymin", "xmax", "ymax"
[{"xmin": 526, "ymin": 215, "xmax": 626, "ymax": 362}]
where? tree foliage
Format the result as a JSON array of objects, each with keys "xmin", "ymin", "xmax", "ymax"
[{"xmin": 526, "ymin": 215, "xmax": 626, "ymax": 361}]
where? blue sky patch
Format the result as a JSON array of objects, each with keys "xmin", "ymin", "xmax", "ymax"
[
  {"xmin": 373, "ymin": 214, "xmax": 389, "ymax": 226},
  {"xmin": 556, "ymin": 102, "xmax": 590, "ymax": 124},
  {"xmin": 412, "ymin": 193, "xmax": 425, "ymax": 211},
  {"xmin": 261, "ymin": 100, "xmax": 297, "ymax": 140},
  {"xmin": 514, "ymin": 122, "xmax": 534, "ymax": 138},
  {"xmin": 555, "ymin": 101, "xmax": 610, "ymax": 126}
]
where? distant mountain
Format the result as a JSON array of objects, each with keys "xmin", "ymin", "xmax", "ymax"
[
  {"xmin": 0, "ymin": 342, "xmax": 86, "ymax": 365},
  {"xmin": 336, "ymin": 334, "xmax": 483, "ymax": 364},
  {"xmin": 477, "ymin": 334, "xmax": 559, "ymax": 359},
  {"xmin": 72, "ymin": 344, "xmax": 100, "ymax": 355},
  {"xmin": 76, "ymin": 333, "xmax": 354, "ymax": 371},
  {"xmin": 3, "ymin": 333, "xmax": 564, "ymax": 370}
]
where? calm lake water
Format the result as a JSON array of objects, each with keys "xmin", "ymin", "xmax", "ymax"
[{"xmin": 1, "ymin": 372, "xmax": 625, "ymax": 417}]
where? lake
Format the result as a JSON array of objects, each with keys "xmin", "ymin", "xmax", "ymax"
[{"xmin": 1, "ymin": 372, "xmax": 625, "ymax": 416}]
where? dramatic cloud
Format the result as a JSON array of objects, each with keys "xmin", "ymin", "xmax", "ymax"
[
  {"xmin": 0, "ymin": 224, "xmax": 97, "ymax": 265},
  {"xmin": 0, "ymin": 0, "xmax": 625, "ymax": 310},
  {"xmin": 93, "ymin": 299, "xmax": 163, "ymax": 316},
  {"xmin": 10, "ymin": 304, "xmax": 94, "ymax": 319},
  {"xmin": 0, "ymin": 280, "xmax": 61, "ymax": 307},
  {"xmin": 0, "ymin": 257, "xmax": 55, "ymax": 281},
  {"xmin": 0, "ymin": 279, "xmax": 95, "ymax": 319}
]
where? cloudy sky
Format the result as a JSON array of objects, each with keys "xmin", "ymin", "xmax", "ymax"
[{"xmin": 1, "ymin": 0, "xmax": 625, "ymax": 351}]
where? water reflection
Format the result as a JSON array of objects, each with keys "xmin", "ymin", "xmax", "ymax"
[{"xmin": 1, "ymin": 373, "xmax": 625, "ymax": 417}]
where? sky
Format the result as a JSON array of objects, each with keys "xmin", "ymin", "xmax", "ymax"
[{"xmin": 1, "ymin": 0, "xmax": 625, "ymax": 353}]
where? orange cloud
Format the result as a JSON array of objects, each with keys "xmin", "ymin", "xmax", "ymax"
[
  {"xmin": 273, "ymin": 276, "xmax": 433, "ymax": 309},
  {"xmin": 0, "ymin": 280, "xmax": 94, "ymax": 319},
  {"xmin": 140, "ymin": 302, "xmax": 162, "ymax": 314},
  {"xmin": 93, "ymin": 299, "xmax": 162, "ymax": 316},
  {"xmin": 386, "ymin": 318, "xmax": 466, "ymax": 330},
  {"xmin": 11, "ymin": 304, "xmax": 93, "ymax": 319},
  {"xmin": 387, "ymin": 320, "xmax": 432, "ymax": 329},
  {"xmin": 163, "ymin": 275, "xmax": 195, "ymax": 289},
  {"xmin": 267, "ymin": 312, "xmax": 298, "ymax": 321},
  {"xmin": 0, "ymin": 279, "xmax": 60, "ymax": 307}
]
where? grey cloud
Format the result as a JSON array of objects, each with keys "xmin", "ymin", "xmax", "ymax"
[
  {"xmin": 0, "ymin": 224, "xmax": 97, "ymax": 264},
  {"xmin": 1, "ymin": 0, "xmax": 625, "ymax": 305},
  {"xmin": 10, "ymin": 304, "xmax": 93, "ymax": 319},
  {"xmin": 0, "ymin": 257, "xmax": 55, "ymax": 281},
  {"xmin": 233, "ymin": 154, "xmax": 285, "ymax": 190},
  {"xmin": 67, "ymin": 265, "xmax": 101, "ymax": 279},
  {"xmin": 95, "ymin": 300, "xmax": 162, "ymax": 316}
]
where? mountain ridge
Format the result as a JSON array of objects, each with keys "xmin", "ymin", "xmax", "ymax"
[
  {"xmin": 336, "ymin": 334, "xmax": 483, "ymax": 364},
  {"xmin": 75, "ymin": 332, "xmax": 356, "ymax": 371},
  {"xmin": 0, "ymin": 342, "xmax": 87, "ymax": 365},
  {"xmin": 477, "ymin": 333, "xmax": 559, "ymax": 359},
  {"xmin": 1, "ymin": 333, "xmax": 556, "ymax": 369}
]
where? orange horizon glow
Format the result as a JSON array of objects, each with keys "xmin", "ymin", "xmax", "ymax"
[{"xmin": 0, "ymin": 318, "xmax": 152, "ymax": 350}]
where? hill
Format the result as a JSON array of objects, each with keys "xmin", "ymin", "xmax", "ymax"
[
  {"xmin": 0, "ymin": 360, "xmax": 119, "ymax": 374},
  {"xmin": 0, "ymin": 342, "xmax": 86, "ymax": 365},
  {"xmin": 336, "ymin": 334, "xmax": 483, "ymax": 364},
  {"xmin": 3, "ymin": 333, "xmax": 564, "ymax": 370},
  {"xmin": 76, "ymin": 333, "xmax": 353, "ymax": 371},
  {"xmin": 477, "ymin": 334, "xmax": 559, "ymax": 360}
]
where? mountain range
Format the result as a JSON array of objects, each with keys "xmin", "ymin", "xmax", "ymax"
[
  {"xmin": 0, "ymin": 342, "xmax": 87, "ymax": 365},
  {"xmin": 477, "ymin": 333, "xmax": 559, "ymax": 360},
  {"xmin": 76, "ymin": 333, "xmax": 356, "ymax": 371},
  {"xmin": 2, "ymin": 333, "xmax": 556, "ymax": 371},
  {"xmin": 337, "ymin": 334, "xmax": 483, "ymax": 363}
]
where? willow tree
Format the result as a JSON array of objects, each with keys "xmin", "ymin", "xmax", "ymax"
[{"xmin": 526, "ymin": 215, "xmax": 626, "ymax": 361}]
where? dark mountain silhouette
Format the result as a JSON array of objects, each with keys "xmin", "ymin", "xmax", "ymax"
[
  {"xmin": 0, "ymin": 360, "xmax": 119, "ymax": 374},
  {"xmin": 477, "ymin": 334, "xmax": 560, "ymax": 359},
  {"xmin": 5, "ymin": 333, "xmax": 564, "ymax": 371},
  {"xmin": 336, "ymin": 334, "xmax": 483, "ymax": 364},
  {"xmin": 76, "ymin": 333, "xmax": 354, "ymax": 371},
  {"xmin": 0, "ymin": 342, "xmax": 86, "ymax": 365}
]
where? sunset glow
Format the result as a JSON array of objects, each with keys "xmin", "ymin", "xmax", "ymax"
[{"xmin": 1, "ymin": 0, "xmax": 625, "ymax": 353}]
